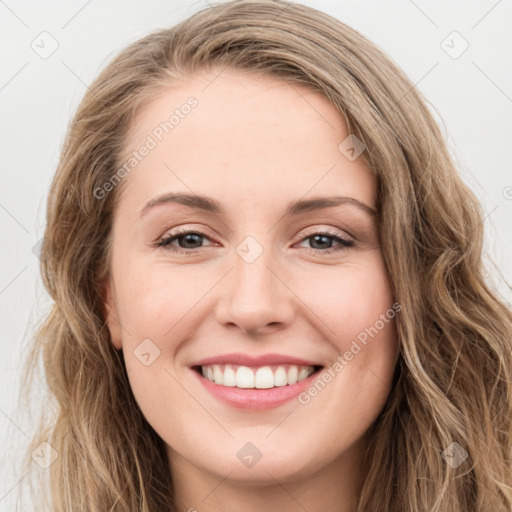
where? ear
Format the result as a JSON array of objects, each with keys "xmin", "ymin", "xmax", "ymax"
[{"xmin": 102, "ymin": 277, "xmax": 123, "ymax": 350}]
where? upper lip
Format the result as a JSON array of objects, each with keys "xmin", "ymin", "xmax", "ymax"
[{"xmin": 190, "ymin": 352, "xmax": 323, "ymax": 368}]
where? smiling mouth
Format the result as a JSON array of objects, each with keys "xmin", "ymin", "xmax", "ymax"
[{"xmin": 192, "ymin": 363, "xmax": 324, "ymax": 389}]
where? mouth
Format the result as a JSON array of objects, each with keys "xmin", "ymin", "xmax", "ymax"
[
  {"xmin": 191, "ymin": 363, "xmax": 324, "ymax": 389},
  {"xmin": 188, "ymin": 352, "xmax": 326, "ymax": 409}
]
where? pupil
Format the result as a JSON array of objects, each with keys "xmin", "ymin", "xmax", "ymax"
[
  {"xmin": 311, "ymin": 235, "xmax": 331, "ymax": 249},
  {"xmin": 181, "ymin": 234, "xmax": 201, "ymax": 248}
]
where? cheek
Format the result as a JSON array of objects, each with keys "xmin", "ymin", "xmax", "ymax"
[
  {"xmin": 293, "ymin": 256, "xmax": 395, "ymax": 343},
  {"xmin": 116, "ymin": 266, "xmax": 190, "ymax": 429},
  {"xmin": 115, "ymin": 263, "xmax": 205, "ymax": 338},
  {"xmin": 295, "ymin": 257, "xmax": 398, "ymax": 395}
]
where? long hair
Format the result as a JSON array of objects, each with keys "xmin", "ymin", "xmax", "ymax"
[{"xmin": 18, "ymin": 1, "xmax": 512, "ymax": 510}]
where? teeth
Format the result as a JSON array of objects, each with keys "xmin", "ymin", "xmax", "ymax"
[
  {"xmin": 236, "ymin": 366, "xmax": 254, "ymax": 388},
  {"xmin": 200, "ymin": 364, "xmax": 317, "ymax": 389},
  {"xmin": 213, "ymin": 365, "xmax": 223, "ymax": 385},
  {"xmin": 274, "ymin": 366, "xmax": 288, "ymax": 387},
  {"xmin": 223, "ymin": 365, "xmax": 237, "ymax": 387},
  {"xmin": 287, "ymin": 365, "xmax": 298, "ymax": 385},
  {"xmin": 298, "ymin": 367, "xmax": 311, "ymax": 381},
  {"xmin": 254, "ymin": 366, "xmax": 274, "ymax": 389}
]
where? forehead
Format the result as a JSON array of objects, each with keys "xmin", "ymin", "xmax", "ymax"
[{"xmin": 116, "ymin": 68, "xmax": 376, "ymax": 219}]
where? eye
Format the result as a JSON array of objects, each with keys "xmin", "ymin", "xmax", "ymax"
[
  {"xmin": 154, "ymin": 228, "xmax": 215, "ymax": 255},
  {"xmin": 295, "ymin": 229, "xmax": 354, "ymax": 255},
  {"xmin": 153, "ymin": 227, "xmax": 354, "ymax": 256}
]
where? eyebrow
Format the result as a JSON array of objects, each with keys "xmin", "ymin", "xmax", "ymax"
[{"xmin": 140, "ymin": 192, "xmax": 377, "ymax": 218}]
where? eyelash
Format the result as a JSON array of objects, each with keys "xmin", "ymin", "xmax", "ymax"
[{"xmin": 153, "ymin": 227, "xmax": 354, "ymax": 256}]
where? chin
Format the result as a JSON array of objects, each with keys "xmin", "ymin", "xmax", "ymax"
[{"xmin": 195, "ymin": 443, "xmax": 326, "ymax": 485}]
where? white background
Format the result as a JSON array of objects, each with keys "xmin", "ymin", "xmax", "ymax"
[{"xmin": 1, "ymin": 0, "xmax": 511, "ymax": 509}]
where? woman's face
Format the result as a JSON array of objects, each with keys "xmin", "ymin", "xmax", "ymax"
[{"xmin": 103, "ymin": 68, "xmax": 399, "ymax": 494}]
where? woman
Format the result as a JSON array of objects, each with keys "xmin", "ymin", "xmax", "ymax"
[{"xmin": 20, "ymin": 1, "xmax": 512, "ymax": 510}]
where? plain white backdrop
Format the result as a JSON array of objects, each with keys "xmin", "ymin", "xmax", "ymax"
[{"xmin": 1, "ymin": 0, "xmax": 511, "ymax": 509}]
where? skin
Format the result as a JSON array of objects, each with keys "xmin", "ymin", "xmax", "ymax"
[{"xmin": 103, "ymin": 68, "xmax": 400, "ymax": 512}]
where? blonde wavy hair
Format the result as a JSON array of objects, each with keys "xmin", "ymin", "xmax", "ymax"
[{"xmin": 18, "ymin": 0, "xmax": 512, "ymax": 510}]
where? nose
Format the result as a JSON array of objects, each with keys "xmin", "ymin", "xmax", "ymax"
[{"xmin": 215, "ymin": 246, "xmax": 295, "ymax": 336}]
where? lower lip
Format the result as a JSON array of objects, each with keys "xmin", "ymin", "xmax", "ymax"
[{"xmin": 191, "ymin": 367, "xmax": 322, "ymax": 410}]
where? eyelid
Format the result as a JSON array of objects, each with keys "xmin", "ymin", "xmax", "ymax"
[
  {"xmin": 297, "ymin": 225, "xmax": 353, "ymax": 242},
  {"xmin": 156, "ymin": 224, "xmax": 218, "ymax": 242},
  {"xmin": 155, "ymin": 226, "xmax": 218, "ymax": 248}
]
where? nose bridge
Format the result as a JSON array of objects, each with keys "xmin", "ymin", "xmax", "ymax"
[
  {"xmin": 232, "ymin": 234, "xmax": 279, "ymax": 305},
  {"xmin": 216, "ymin": 233, "xmax": 294, "ymax": 334}
]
